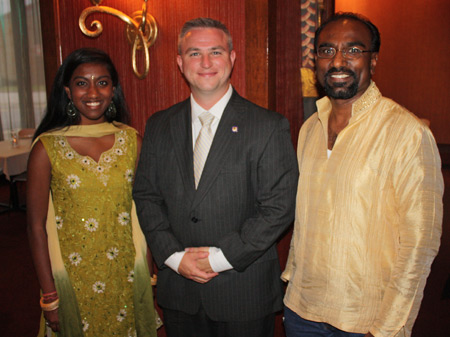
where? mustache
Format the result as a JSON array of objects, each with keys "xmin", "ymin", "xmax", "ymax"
[{"xmin": 325, "ymin": 67, "xmax": 356, "ymax": 78}]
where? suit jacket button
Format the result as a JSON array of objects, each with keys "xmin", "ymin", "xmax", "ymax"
[{"xmin": 191, "ymin": 217, "xmax": 198, "ymax": 223}]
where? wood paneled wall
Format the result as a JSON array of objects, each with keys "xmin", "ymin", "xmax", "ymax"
[
  {"xmin": 40, "ymin": 0, "xmax": 248, "ymax": 135},
  {"xmin": 39, "ymin": 0, "xmax": 302, "ymax": 136},
  {"xmin": 335, "ymin": 0, "xmax": 450, "ymax": 144}
]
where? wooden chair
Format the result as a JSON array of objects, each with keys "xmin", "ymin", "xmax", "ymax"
[
  {"xmin": 18, "ymin": 128, "xmax": 35, "ymax": 139},
  {"xmin": 0, "ymin": 169, "xmax": 10, "ymax": 213}
]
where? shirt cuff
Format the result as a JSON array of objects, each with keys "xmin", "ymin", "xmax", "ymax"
[
  {"xmin": 164, "ymin": 251, "xmax": 185, "ymax": 274},
  {"xmin": 209, "ymin": 247, "xmax": 233, "ymax": 272}
]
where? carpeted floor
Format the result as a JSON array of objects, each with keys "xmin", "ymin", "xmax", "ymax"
[
  {"xmin": 0, "ymin": 178, "xmax": 40, "ymax": 336},
  {"xmin": 1, "ymin": 170, "xmax": 449, "ymax": 336}
]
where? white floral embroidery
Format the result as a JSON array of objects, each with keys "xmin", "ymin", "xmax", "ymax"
[
  {"xmin": 58, "ymin": 130, "xmax": 130, "ymax": 187},
  {"xmin": 68, "ymin": 252, "xmax": 82, "ymax": 266},
  {"xmin": 127, "ymin": 270, "xmax": 134, "ymax": 283},
  {"xmin": 118, "ymin": 212, "xmax": 130, "ymax": 226},
  {"xmin": 127, "ymin": 327, "xmax": 137, "ymax": 337},
  {"xmin": 67, "ymin": 174, "xmax": 81, "ymax": 189},
  {"xmin": 93, "ymin": 281, "xmax": 106, "ymax": 293},
  {"xmin": 107, "ymin": 247, "xmax": 119, "ymax": 260},
  {"xmin": 125, "ymin": 169, "xmax": 133, "ymax": 182},
  {"xmin": 55, "ymin": 216, "xmax": 63, "ymax": 229},
  {"xmin": 85, "ymin": 218, "xmax": 99, "ymax": 232},
  {"xmin": 117, "ymin": 309, "xmax": 127, "ymax": 322},
  {"xmin": 82, "ymin": 319, "xmax": 89, "ymax": 332}
]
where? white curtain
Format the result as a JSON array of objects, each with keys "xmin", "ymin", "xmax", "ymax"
[{"xmin": 0, "ymin": 0, "xmax": 46, "ymax": 140}]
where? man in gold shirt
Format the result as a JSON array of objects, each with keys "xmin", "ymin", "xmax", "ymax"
[{"xmin": 282, "ymin": 12, "xmax": 443, "ymax": 337}]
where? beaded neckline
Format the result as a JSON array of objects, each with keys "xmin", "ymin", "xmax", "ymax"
[{"xmin": 352, "ymin": 81, "xmax": 381, "ymax": 116}]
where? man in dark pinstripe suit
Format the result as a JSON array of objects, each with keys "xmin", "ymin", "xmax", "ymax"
[{"xmin": 133, "ymin": 17, "xmax": 298, "ymax": 337}]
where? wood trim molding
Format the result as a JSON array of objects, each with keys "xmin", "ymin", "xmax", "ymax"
[
  {"xmin": 245, "ymin": 0, "xmax": 269, "ymax": 108},
  {"xmin": 39, "ymin": 0, "xmax": 62, "ymax": 97},
  {"xmin": 269, "ymin": 0, "xmax": 303, "ymax": 146},
  {"xmin": 245, "ymin": 0, "xmax": 303, "ymax": 146}
]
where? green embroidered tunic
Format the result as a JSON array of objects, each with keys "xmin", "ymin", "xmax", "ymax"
[{"xmin": 40, "ymin": 127, "xmax": 156, "ymax": 337}]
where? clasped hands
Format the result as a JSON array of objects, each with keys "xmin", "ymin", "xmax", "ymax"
[{"xmin": 178, "ymin": 247, "xmax": 219, "ymax": 284}]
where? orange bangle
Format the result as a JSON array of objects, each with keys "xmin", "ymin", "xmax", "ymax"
[{"xmin": 40, "ymin": 297, "xmax": 59, "ymax": 311}]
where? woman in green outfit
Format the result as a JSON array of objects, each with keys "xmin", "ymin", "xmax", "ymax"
[{"xmin": 27, "ymin": 48, "xmax": 157, "ymax": 337}]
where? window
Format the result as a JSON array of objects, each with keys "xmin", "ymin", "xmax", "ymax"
[{"xmin": 0, "ymin": 0, "xmax": 46, "ymax": 140}]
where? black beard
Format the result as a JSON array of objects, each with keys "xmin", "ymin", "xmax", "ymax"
[{"xmin": 323, "ymin": 67, "xmax": 358, "ymax": 99}]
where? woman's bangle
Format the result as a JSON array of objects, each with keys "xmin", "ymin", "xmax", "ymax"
[
  {"xmin": 43, "ymin": 296, "xmax": 58, "ymax": 303},
  {"xmin": 42, "ymin": 291, "xmax": 57, "ymax": 298},
  {"xmin": 151, "ymin": 274, "xmax": 157, "ymax": 286},
  {"xmin": 43, "ymin": 293, "xmax": 58, "ymax": 302},
  {"xmin": 40, "ymin": 297, "xmax": 59, "ymax": 311}
]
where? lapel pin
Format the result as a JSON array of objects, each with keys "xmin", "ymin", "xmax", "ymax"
[{"xmin": 232, "ymin": 126, "xmax": 238, "ymax": 133}]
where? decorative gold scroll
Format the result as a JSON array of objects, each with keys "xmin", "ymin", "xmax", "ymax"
[{"xmin": 79, "ymin": 0, "xmax": 158, "ymax": 79}]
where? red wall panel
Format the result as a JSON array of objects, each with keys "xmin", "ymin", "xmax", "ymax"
[{"xmin": 335, "ymin": 0, "xmax": 450, "ymax": 144}]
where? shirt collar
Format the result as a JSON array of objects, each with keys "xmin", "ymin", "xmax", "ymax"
[
  {"xmin": 191, "ymin": 84, "xmax": 233, "ymax": 122},
  {"xmin": 316, "ymin": 81, "xmax": 381, "ymax": 123}
]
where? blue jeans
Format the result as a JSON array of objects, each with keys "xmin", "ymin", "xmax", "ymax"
[{"xmin": 284, "ymin": 306, "xmax": 365, "ymax": 337}]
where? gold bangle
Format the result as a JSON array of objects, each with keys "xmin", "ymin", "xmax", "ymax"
[
  {"xmin": 151, "ymin": 274, "xmax": 157, "ymax": 286},
  {"xmin": 40, "ymin": 297, "xmax": 59, "ymax": 311}
]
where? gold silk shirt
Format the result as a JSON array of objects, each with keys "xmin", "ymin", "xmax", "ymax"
[{"xmin": 282, "ymin": 82, "xmax": 443, "ymax": 337}]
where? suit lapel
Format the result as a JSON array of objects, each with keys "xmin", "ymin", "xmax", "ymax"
[
  {"xmin": 192, "ymin": 91, "xmax": 246, "ymax": 208},
  {"xmin": 169, "ymin": 100, "xmax": 196, "ymax": 202}
]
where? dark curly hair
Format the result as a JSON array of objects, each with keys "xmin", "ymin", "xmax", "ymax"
[{"xmin": 34, "ymin": 48, "xmax": 129, "ymax": 139}]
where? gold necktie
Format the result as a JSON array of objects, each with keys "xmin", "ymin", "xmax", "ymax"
[{"xmin": 194, "ymin": 111, "xmax": 214, "ymax": 188}]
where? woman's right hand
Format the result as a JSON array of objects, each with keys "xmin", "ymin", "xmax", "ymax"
[
  {"xmin": 44, "ymin": 309, "xmax": 60, "ymax": 332},
  {"xmin": 27, "ymin": 141, "xmax": 59, "ymax": 332}
]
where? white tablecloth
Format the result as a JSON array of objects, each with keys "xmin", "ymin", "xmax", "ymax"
[{"xmin": 0, "ymin": 139, "xmax": 32, "ymax": 180}]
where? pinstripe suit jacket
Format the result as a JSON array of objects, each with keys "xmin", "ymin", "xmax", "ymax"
[{"xmin": 133, "ymin": 90, "xmax": 298, "ymax": 321}]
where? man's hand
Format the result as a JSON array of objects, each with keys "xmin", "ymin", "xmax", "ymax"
[
  {"xmin": 185, "ymin": 247, "xmax": 214, "ymax": 273},
  {"xmin": 178, "ymin": 248, "xmax": 218, "ymax": 283}
]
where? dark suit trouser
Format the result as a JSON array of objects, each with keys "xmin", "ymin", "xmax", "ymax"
[{"xmin": 163, "ymin": 307, "xmax": 275, "ymax": 337}]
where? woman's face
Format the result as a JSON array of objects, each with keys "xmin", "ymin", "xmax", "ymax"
[{"xmin": 64, "ymin": 63, "xmax": 115, "ymax": 125}]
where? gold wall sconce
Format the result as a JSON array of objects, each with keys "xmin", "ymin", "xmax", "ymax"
[{"xmin": 79, "ymin": 0, "xmax": 158, "ymax": 79}]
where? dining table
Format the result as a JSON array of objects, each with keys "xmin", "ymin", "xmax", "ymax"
[
  {"xmin": 0, "ymin": 138, "xmax": 32, "ymax": 180},
  {"xmin": 0, "ymin": 138, "xmax": 32, "ymax": 210}
]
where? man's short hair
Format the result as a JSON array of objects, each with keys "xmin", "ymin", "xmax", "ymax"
[
  {"xmin": 314, "ymin": 12, "xmax": 381, "ymax": 53},
  {"xmin": 178, "ymin": 17, "xmax": 233, "ymax": 54}
]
